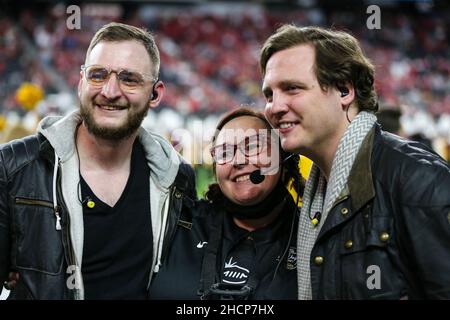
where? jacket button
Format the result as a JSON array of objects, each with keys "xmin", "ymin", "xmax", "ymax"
[
  {"xmin": 344, "ymin": 240, "xmax": 353, "ymax": 249},
  {"xmin": 340, "ymin": 208, "xmax": 348, "ymax": 215},
  {"xmin": 174, "ymin": 191, "xmax": 182, "ymax": 199},
  {"xmin": 313, "ymin": 256, "xmax": 324, "ymax": 265},
  {"xmin": 379, "ymin": 232, "xmax": 390, "ymax": 242}
]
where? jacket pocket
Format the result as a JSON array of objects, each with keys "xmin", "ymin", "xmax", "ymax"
[
  {"xmin": 12, "ymin": 197, "xmax": 64, "ymax": 275},
  {"xmin": 339, "ymin": 215, "xmax": 402, "ymax": 299}
]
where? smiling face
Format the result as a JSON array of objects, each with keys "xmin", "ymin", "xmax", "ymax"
[
  {"xmin": 262, "ymin": 44, "xmax": 349, "ymax": 161},
  {"xmin": 214, "ymin": 116, "xmax": 281, "ymax": 206},
  {"xmin": 78, "ymin": 40, "xmax": 157, "ymax": 140}
]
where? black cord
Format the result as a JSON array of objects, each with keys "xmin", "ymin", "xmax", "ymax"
[
  {"xmin": 346, "ymin": 104, "xmax": 352, "ymax": 123},
  {"xmin": 278, "ymin": 154, "xmax": 302, "ymax": 264},
  {"xmin": 270, "ymin": 175, "xmax": 300, "ymax": 283},
  {"xmin": 76, "ymin": 146, "xmax": 84, "ymax": 205},
  {"xmin": 76, "ymin": 146, "xmax": 90, "ymax": 206}
]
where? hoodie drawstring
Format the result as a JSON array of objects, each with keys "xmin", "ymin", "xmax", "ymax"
[{"xmin": 53, "ymin": 150, "xmax": 61, "ymax": 230}]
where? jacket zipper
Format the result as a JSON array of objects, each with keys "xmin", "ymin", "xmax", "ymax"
[
  {"xmin": 161, "ymin": 186, "xmax": 182, "ymax": 263},
  {"xmin": 55, "ymin": 161, "xmax": 78, "ymax": 299},
  {"xmin": 15, "ymin": 197, "xmax": 61, "ymax": 230},
  {"xmin": 15, "ymin": 197, "xmax": 54, "ymax": 208}
]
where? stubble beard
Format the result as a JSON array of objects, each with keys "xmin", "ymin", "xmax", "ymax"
[{"xmin": 79, "ymin": 101, "xmax": 149, "ymax": 141}]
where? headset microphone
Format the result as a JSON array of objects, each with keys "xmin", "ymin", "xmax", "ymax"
[
  {"xmin": 249, "ymin": 170, "xmax": 265, "ymax": 184},
  {"xmin": 150, "ymin": 78, "xmax": 160, "ymax": 101},
  {"xmin": 151, "ymin": 89, "xmax": 158, "ymax": 101},
  {"xmin": 249, "ymin": 153, "xmax": 297, "ymax": 184}
]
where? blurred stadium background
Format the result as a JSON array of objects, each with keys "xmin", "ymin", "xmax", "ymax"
[{"xmin": 0, "ymin": 0, "xmax": 449, "ymax": 198}]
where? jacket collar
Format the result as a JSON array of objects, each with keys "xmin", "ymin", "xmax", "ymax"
[
  {"xmin": 38, "ymin": 133, "xmax": 56, "ymax": 163},
  {"xmin": 346, "ymin": 126, "xmax": 376, "ymax": 213},
  {"xmin": 317, "ymin": 126, "xmax": 376, "ymax": 240}
]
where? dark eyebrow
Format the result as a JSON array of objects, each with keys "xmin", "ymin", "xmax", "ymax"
[
  {"xmin": 262, "ymin": 79, "xmax": 308, "ymax": 94},
  {"xmin": 278, "ymin": 80, "xmax": 308, "ymax": 89}
]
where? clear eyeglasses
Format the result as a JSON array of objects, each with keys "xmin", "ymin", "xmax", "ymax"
[
  {"xmin": 81, "ymin": 64, "xmax": 156, "ymax": 92},
  {"xmin": 210, "ymin": 134, "xmax": 269, "ymax": 165}
]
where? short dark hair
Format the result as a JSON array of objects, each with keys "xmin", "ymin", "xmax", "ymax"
[
  {"xmin": 86, "ymin": 22, "xmax": 160, "ymax": 78},
  {"xmin": 260, "ymin": 24, "xmax": 378, "ymax": 113}
]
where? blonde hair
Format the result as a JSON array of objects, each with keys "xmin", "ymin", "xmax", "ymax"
[{"xmin": 86, "ymin": 22, "xmax": 160, "ymax": 78}]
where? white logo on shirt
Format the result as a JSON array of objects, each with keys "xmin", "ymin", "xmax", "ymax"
[
  {"xmin": 197, "ymin": 241, "xmax": 208, "ymax": 248},
  {"xmin": 222, "ymin": 257, "xmax": 249, "ymax": 285}
]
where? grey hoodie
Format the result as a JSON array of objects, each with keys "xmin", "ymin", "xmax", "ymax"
[{"xmin": 37, "ymin": 110, "xmax": 182, "ymax": 299}]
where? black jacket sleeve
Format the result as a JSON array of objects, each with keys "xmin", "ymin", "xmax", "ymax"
[
  {"xmin": 397, "ymin": 159, "xmax": 450, "ymax": 298},
  {"xmin": 0, "ymin": 150, "xmax": 11, "ymax": 283}
]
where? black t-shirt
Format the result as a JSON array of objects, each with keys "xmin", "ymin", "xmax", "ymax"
[
  {"xmin": 148, "ymin": 198, "xmax": 298, "ymax": 300},
  {"xmin": 217, "ymin": 202, "xmax": 298, "ymax": 299},
  {"xmin": 81, "ymin": 141, "xmax": 152, "ymax": 299},
  {"xmin": 221, "ymin": 237, "xmax": 254, "ymax": 286}
]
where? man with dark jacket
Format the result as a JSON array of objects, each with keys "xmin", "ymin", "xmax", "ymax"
[
  {"xmin": 260, "ymin": 24, "xmax": 450, "ymax": 299},
  {"xmin": 0, "ymin": 22, "xmax": 195, "ymax": 299}
]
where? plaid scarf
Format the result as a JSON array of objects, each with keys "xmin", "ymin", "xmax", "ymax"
[{"xmin": 297, "ymin": 111, "xmax": 377, "ymax": 299}]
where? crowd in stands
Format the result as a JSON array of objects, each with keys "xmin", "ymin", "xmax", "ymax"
[{"xmin": 0, "ymin": 2, "xmax": 449, "ymax": 160}]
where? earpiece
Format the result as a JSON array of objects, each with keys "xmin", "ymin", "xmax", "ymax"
[
  {"xmin": 339, "ymin": 87, "xmax": 349, "ymax": 97},
  {"xmin": 150, "ymin": 78, "xmax": 160, "ymax": 101},
  {"xmin": 150, "ymin": 89, "xmax": 158, "ymax": 101}
]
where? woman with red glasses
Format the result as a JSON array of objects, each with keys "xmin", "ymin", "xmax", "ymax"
[{"xmin": 149, "ymin": 107, "xmax": 304, "ymax": 300}]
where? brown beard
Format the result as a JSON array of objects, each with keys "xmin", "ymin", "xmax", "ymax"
[{"xmin": 80, "ymin": 102, "xmax": 149, "ymax": 141}]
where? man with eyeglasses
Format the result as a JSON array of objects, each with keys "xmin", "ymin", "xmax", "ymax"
[{"xmin": 0, "ymin": 22, "xmax": 196, "ymax": 299}]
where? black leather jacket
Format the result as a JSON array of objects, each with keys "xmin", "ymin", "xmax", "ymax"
[
  {"xmin": 0, "ymin": 134, "xmax": 196, "ymax": 299},
  {"xmin": 310, "ymin": 125, "xmax": 450, "ymax": 299}
]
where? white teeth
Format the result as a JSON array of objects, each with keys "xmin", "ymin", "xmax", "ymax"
[
  {"xmin": 235, "ymin": 175, "xmax": 250, "ymax": 182},
  {"xmin": 98, "ymin": 105, "xmax": 124, "ymax": 111},
  {"xmin": 279, "ymin": 122, "xmax": 296, "ymax": 129}
]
